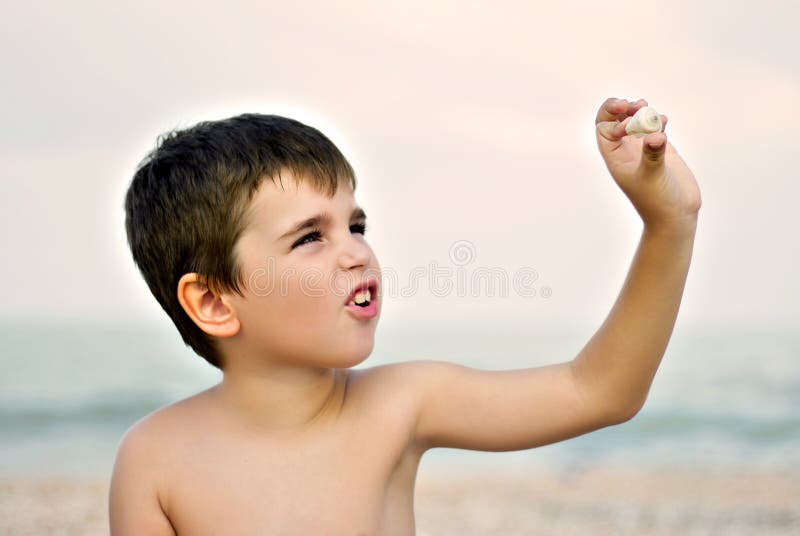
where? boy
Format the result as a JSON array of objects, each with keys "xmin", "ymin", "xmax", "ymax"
[{"xmin": 110, "ymin": 98, "xmax": 701, "ymax": 535}]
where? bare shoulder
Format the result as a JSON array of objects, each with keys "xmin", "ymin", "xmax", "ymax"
[
  {"xmin": 347, "ymin": 359, "xmax": 467, "ymax": 417},
  {"xmin": 349, "ymin": 359, "xmax": 454, "ymax": 391},
  {"xmin": 109, "ymin": 391, "xmax": 213, "ymax": 535},
  {"xmin": 113, "ymin": 388, "xmax": 216, "ymax": 467},
  {"xmin": 118, "ymin": 389, "xmax": 213, "ymax": 447},
  {"xmin": 345, "ymin": 360, "xmax": 445, "ymax": 440},
  {"xmin": 347, "ymin": 359, "xmax": 436, "ymax": 402}
]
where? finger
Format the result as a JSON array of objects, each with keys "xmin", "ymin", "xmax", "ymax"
[
  {"xmin": 595, "ymin": 98, "xmax": 630, "ymax": 125},
  {"xmin": 661, "ymin": 114, "xmax": 669, "ymax": 132},
  {"xmin": 596, "ymin": 119, "xmax": 627, "ymax": 141},
  {"xmin": 628, "ymin": 98, "xmax": 649, "ymax": 115},
  {"xmin": 641, "ymin": 132, "xmax": 667, "ymax": 167}
]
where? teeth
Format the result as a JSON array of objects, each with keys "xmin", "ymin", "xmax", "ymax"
[{"xmin": 349, "ymin": 288, "xmax": 371, "ymax": 306}]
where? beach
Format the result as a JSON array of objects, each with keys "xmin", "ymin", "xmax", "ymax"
[
  {"xmin": 415, "ymin": 467, "xmax": 800, "ymax": 535},
  {"xmin": 2, "ymin": 467, "xmax": 798, "ymax": 535},
  {"xmin": 2, "ymin": 324, "xmax": 798, "ymax": 534}
]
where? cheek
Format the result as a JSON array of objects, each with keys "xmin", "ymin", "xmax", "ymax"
[
  {"xmin": 263, "ymin": 266, "xmax": 340, "ymax": 323},
  {"xmin": 237, "ymin": 284, "xmax": 333, "ymax": 355},
  {"xmin": 284, "ymin": 282, "xmax": 333, "ymax": 321}
]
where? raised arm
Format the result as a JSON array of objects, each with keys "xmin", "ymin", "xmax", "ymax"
[
  {"xmin": 575, "ymin": 97, "xmax": 701, "ymax": 413},
  {"xmin": 404, "ymin": 97, "xmax": 701, "ymax": 452}
]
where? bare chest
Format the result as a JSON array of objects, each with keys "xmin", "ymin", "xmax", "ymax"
[{"xmin": 163, "ymin": 406, "xmax": 423, "ymax": 534}]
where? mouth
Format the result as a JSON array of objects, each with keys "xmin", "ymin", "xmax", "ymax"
[
  {"xmin": 344, "ymin": 279, "xmax": 379, "ymax": 320},
  {"xmin": 344, "ymin": 279, "xmax": 379, "ymax": 308}
]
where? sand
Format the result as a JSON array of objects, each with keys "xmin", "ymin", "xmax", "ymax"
[
  {"xmin": 1, "ymin": 467, "xmax": 798, "ymax": 535},
  {"xmin": 415, "ymin": 467, "xmax": 800, "ymax": 535}
]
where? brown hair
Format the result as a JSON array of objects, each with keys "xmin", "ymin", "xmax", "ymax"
[{"xmin": 124, "ymin": 114, "xmax": 356, "ymax": 369}]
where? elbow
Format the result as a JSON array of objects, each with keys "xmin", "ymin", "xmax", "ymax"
[
  {"xmin": 615, "ymin": 399, "xmax": 645, "ymax": 424},
  {"xmin": 570, "ymin": 361, "xmax": 647, "ymax": 426},
  {"xmin": 588, "ymin": 398, "xmax": 643, "ymax": 428},
  {"xmin": 616, "ymin": 407, "xmax": 639, "ymax": 424}
]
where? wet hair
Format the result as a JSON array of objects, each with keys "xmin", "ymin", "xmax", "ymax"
[{"xmin": 124, "ymin": 114, "xmax": 356, "ymax": 369}]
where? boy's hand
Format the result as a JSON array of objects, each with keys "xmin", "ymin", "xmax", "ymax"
[{"xmin": 595, "ymin": 98, "xmax": 702, "ymax": 231}]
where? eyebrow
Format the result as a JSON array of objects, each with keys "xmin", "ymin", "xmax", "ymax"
[{"xmin": 278, "ymin": 207, "xmax": 367, "ymax": 242}]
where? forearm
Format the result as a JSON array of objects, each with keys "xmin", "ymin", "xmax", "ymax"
[{"xmin": 571, "ymin": 219, "xmax": 698, "ymax": 421}]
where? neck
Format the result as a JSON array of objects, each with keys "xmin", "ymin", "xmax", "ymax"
[{"xmin": 210, "ymin": 361, "xmax": 347, "ymax": 433}]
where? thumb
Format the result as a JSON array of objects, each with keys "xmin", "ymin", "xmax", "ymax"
[{"xmin": 641, "ymin": 132, "xmax": 667, "ymax": 170}]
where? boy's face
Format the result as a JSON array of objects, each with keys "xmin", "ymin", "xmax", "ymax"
[{"xmin": 224, "ymin": 172, "xmax": 381, "ymax": 369}]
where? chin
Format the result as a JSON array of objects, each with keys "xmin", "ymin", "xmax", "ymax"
[{"xmin": 334, "ymin": 340, "xmax": 374, "ymax": 369}]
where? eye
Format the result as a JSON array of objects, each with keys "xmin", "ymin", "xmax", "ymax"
[
  {"xmin": 291, "ymin": 223, "xmax": 368, "ymax": 250},
  {"xmin": 292, "ymin": 230, "xmax": 322, "ymax": 249}
]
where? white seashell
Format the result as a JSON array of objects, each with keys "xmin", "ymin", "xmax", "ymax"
[{"xmin": 625, "ymin": 106, "xmax": 662, "ymax": 137}]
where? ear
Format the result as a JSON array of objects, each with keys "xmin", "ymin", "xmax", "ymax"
[{"xmin": 177, "ymin": 273, "xmax": 241, "ymax": 338}]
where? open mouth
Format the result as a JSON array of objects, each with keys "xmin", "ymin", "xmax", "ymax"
[{"xmin": 345, "ymin": 280, "xmax": 378, "ymax": 308}]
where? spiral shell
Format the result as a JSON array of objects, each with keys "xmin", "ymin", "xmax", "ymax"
[{"xmin": 625, "ymin": 106, "xmax": 662, "ymax": 137}]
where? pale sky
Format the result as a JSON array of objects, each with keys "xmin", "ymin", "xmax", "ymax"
[{"xmin": 2, "ymin": 0, "xmax": 798, "ymax": 334}]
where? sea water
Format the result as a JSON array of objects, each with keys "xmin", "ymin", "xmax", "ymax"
[{"xmin": 0, "ymin": 320, "xmax": 797, "ymax": 476}]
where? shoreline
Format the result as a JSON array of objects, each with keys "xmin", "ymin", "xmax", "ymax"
[{"xmin": 2, "ymin": 466, "xmax": 798, "ymax": 535}]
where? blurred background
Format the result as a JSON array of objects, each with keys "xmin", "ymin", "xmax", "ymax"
[{"xmin": 1, "ymin": 0, "xmax": 798, "ymax": 484}]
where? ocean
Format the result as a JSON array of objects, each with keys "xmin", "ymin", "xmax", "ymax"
[{"xmin": 1, "ymin": 320, "xmax": 798, "ymax": 477}]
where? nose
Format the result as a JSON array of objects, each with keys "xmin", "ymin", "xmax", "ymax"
[{"xmin": 337, "ymin": 232, "xmax": 373, "ymax": 271}]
